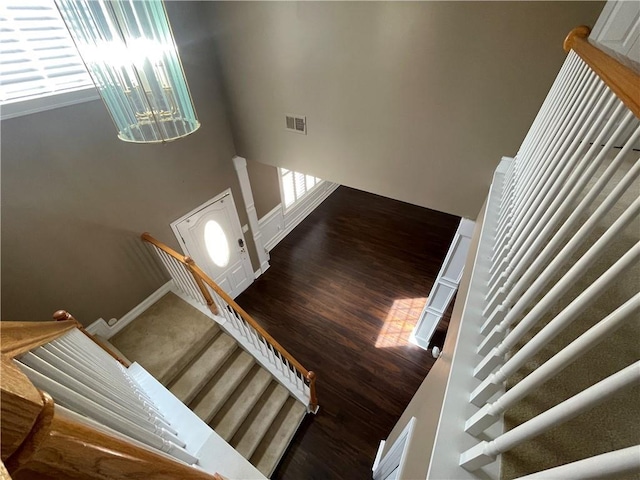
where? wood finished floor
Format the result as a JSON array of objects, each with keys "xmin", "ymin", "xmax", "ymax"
[{"xmin": 236, "ymin": 186, "xmax": 459, "ymax": 480}]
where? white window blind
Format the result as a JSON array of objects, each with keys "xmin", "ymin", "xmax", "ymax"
[
  {"xmin": 0, "ymin": 0, "xmax": 94, "ymax": 106},
  {"xmin": 280, "ymin": 168, "xmax": 322, "ymax": 209}
]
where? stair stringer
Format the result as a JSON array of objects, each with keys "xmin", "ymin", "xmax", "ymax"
[{"xmin": 168, "ymin": 282, "xmax": 315, "ymax": 413}]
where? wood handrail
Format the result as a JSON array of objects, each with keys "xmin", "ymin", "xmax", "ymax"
[
  {"xmin": 1, "ymin": 320, "xmax": 77, "ymax": 359},
  {"xmin": 188, "ymin": 261, "xmax": 311, "ymax": 377},
  {"xmin": 141, "ymin": 232, "xmax": 318, "ymax": 408},
  {"xmin": 5, "ymin": 391, "xmax": 218, "ymax": 479},
  {"xmin": 564, "ymin": 26, "xmax": 640, "ymax": 118}
]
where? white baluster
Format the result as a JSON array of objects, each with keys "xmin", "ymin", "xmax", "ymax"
[
  {"xmin": 480, "ymin": 152, "xmax": 640, "ymax": 349},
  {"xmin": 18, "ymin": 363, "xmax": 193, "ymax": 460},
  {"xmin": 465, "ymin": 294, "xmax": 639, "ymax": 435},
  {"xmin": 472, "ymin": 241, "xmax": 639, "ymax": 404},
  {"xmin": 460, "ymin": 362, "xmax": 640, "ymax": 471},
  {"xmin": 483, "ymin": 115, "xmax": 638, "ymax": 330},
  {"xmin": 485, "ymin": 86, "xmax": 618, "ymax": 298}
]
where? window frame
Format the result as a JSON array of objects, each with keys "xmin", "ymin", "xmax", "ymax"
[
  {"xmin": 0, "ymin": 0, "xmax": 99, "ymax": 120},
  {"xmin": 277, "ymin": 167, "xmax": 324, "ymax": 211}
]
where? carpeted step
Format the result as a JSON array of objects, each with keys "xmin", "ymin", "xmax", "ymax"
[
  {"xmin": 191, "ymin": 349, "xmax": 255, "ymax": 423},
  {"xmin": 210, "ymin": 366, "xmax": 273, "ymax": 442},
  {"xmin": 231, "ymin": 382, "xmax": 291, "ymax": 460},
  {"xmin": 251, "ymin": 397, "xmax": 307, "ymax": 477},
  {"xmin": 110, "ymin": 292, "xmax": 220, "ymax": 385},
  {"xmin": 169, "ymin": 332, "xmax": 238, "ymax": 404}
]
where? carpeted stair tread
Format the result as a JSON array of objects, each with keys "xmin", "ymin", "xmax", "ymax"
[
  {"xmin": 231, "ymin": 382, "xmax": 291, "ymax": 460},
  {"xmin": 191, "ymin": 349, "xmax": 255, "ymax": 423},
  {"xmin": 210, "ymin": 366, "xmax": 273, "ymax": 442},
  {"xmin": 110, "ymin": 292, "xmax": 220, "ymax": 384},
  {"xmin": 169, "ymin": 332, "xmax": 238, "ymax": 404},
  {"xmin": 251, "ymin": 397, "xmax": 307, "ymax": 477}
]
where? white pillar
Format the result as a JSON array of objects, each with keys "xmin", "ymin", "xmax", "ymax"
[{"xmin": 233, "ymin": 155, "xmax": 270, "ymax": 275}]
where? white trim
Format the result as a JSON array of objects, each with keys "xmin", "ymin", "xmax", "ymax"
[
  {"xmin": 412, "ymin": 217, "xmax": 476, "ymax": 350},
  {"xmin": 425, "ymin": 159, "xmax": 508, "ymax": 480},
  {"xmin": 373, "ymin": 417, "xmax": 416, "ymax": 480},
  {"xmin": 590, "ymin": 0, "xmax": 640, "ymax": 65},
  {"xmin": 1, "ymin": 87, "xmax": 100, "ymax": 120},
  {"xmin": 259, "ymin": 181, "xmax": 340, "ymax": 252},
  {"xmin": 372, "ymin": 440, "xmax": 386, "ymax": 472},
  {"xmin": 86, "ymin": 281, "xmax": 173, "ymax": 339},
  {"xmin": 233, "ymin": 156, "xmax": 271, "ymax": 274}
]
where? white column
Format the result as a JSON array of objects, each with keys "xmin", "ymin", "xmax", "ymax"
[{"xmin": 233, "ymin": 155, "xmax": 270, "ymax": 275}]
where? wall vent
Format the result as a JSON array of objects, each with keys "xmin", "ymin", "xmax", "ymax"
[{"xmin": 285, "ymin": 114, "xmax": 307, "ymax": 135}]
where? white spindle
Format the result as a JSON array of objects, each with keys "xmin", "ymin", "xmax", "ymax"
[
  {"xmin": 498, "ymin": 53, "xmax": 579, "ymax": 222},
  {"xmin": 485, "ymin": 89, "xmax": 621, "ymax": 298},
  {"xmin": 30, "ymin": 346, "xmax": 175, "ymax": 433},
  {"xmin": 499, "ymin": 70, "xmax": 601, "ymax": 249},
  {"xmin": 472, "ymin": 241, "xmax": 640, "ymax": 404},
  {"xmin": 493, "ymin": 57, "xmax": 589, "ymax": 251},
  {"xmin": 18, "ymin": 363, "xmax": 196, "ymax": 464},
  {"xmin": 465, "ymin": 294, "xmax": 640, "ymax": 435},
  {"xmin": 515, "ymin": 446, "xmax": 640, "ymax": 480},
  {"xmin": 460, "ymin": 362, "xmax": 640, "ymax": 471},
  {"xmin": 483, "ymin": 117, "xmax": 638, "ymax": 330},
  {"xmin": 475, "ymin": 194, "xmax": 640, "ymax": 379},
  {"xmin": 479, "ymin": 157, "xmax": 640, "ymax": 352}
]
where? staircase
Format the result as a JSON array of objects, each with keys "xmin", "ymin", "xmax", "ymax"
[{"xmin": 109, "ymin": 292, "xmax": 307, "ymax": 478}]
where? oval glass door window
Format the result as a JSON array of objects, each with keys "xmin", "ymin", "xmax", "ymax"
[{"xmin": 204, "ymin": 220, "xmax": 230, "ymax": 267}]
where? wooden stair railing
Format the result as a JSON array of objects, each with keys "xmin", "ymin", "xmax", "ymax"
[
  {"xmin": 141, "ymin": 232, "xmax": 218, "ymax": 315},
  {"xmin": 141, "ymin": 232, "xmax": 318, "ymax": 411},
  {"xmin": 1, "ymin": 318, "xmax": 221, "ymax": 479},
  {"xmin": 564, "ymin": 25, "xmax": 640, "ymax": 118}
]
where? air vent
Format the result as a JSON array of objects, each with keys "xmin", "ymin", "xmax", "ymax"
[{"xmin": 285, "ymin": 114, "xmax": 307, "ymax": 135}]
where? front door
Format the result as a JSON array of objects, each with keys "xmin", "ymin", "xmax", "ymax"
[{"xmin": 172, "ymin": 189, "xmax": 254, "ymax": 299}]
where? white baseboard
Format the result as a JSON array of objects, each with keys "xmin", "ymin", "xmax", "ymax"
[
  {"xmin": 86, "ymin": 281, "xmax": 173, "ymax": 339},
  {"xmin": 259, "ymin": 182, "xmax": 339, "ymax": 252}
]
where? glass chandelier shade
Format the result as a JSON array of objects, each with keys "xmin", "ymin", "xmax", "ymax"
[{"xmin": 55, "ymin": 0, "xmax": 200, "ymax": 143}]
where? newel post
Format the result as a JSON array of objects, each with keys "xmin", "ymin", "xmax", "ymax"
[
  {"xmin": 307, "ymin": 371, "xmax": 318, "ymax": 412},
  {"xmin": 184, "ymin": 257, "xmax": 219, "ymax": 315}
]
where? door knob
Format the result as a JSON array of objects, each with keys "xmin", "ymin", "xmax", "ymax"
[{"xmin": 238, "ymin": 238, "xmax": 244, "ymax": 248}]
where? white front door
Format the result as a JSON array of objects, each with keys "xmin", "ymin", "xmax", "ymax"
[{"xmin": 172, "ymin": 189, "xmax": 254, "ymax": 299}]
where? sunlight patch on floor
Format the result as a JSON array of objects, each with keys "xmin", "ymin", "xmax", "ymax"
[{"xmin": 375, "ymin": 297, "xmax": 427, "ymax": 348}]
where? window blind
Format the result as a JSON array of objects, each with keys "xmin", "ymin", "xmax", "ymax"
[
  {"xmin": 0, "ymin": 0, "xmax": 93, "ymax": 104},
  {"xmin": 280, "ymin": 168, "xmax": 322, "ymax": 209}
]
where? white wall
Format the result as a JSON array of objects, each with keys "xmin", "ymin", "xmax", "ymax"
[{"xmin": 207, "ymin": 1, "xmax": 604, "ymax": 219}]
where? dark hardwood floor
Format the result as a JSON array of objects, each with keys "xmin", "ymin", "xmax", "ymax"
[{"xmin": 236, "ymin": 186, "xmax": 459, "ymax": 480}]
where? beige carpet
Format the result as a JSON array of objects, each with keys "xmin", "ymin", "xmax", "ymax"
[
  {"xmin": 500, "ymin": 152, "xmax": 640, "ymax": 479},
  {"xmin": 110, "ymin": 292, "xmax": 219, "ymax": 384},
  {"xmin": 109, "ymin": 292, "xmax": 307, "ymax": 477}
]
